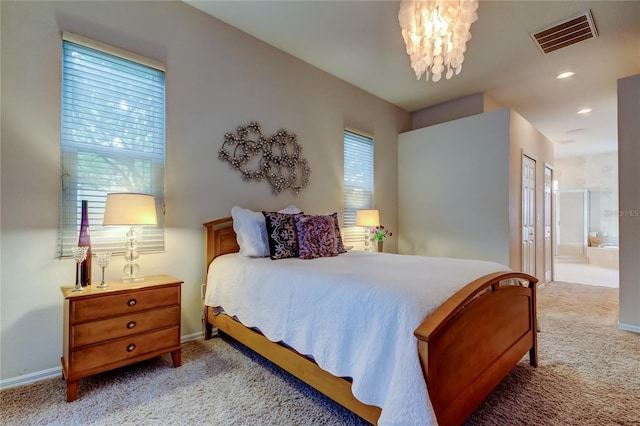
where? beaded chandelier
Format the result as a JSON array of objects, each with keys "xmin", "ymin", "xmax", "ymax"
[{"xmin": 398, "ymin": 0, "xmax": 479, "ymax": 82}]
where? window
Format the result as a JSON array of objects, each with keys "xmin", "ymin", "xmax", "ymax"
[
  {"xmin": 343, "ymin": 129, "xmax": 374, "ymax": 244},
  {"xmin": 60, "ymin": 33, "xmax": 166, "ymax": 256}
]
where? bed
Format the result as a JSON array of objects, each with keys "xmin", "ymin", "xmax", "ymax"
[{"xmin": 203, "ymin": 216, "xmax": 538, "ymax": 425}]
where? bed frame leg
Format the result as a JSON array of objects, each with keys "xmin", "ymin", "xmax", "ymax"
[
  {"xmin": 529, "ymin": 346, "xmax": 538, "ymax": 367},
  {"xmin": 529, "ymin": 280, "xmax": 538, "ymax": 367},
  {"xmin": 204, "ymin": 308, "xmax": 214, "ymax": 340},
  {"xmin": 205, "ymin": 323, "xmax": 214, "ymax": 340}
]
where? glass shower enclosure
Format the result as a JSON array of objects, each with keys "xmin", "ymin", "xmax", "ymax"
[{"xmin": 555, "ymin": 189, "xmax": 590, "ymax": 259}]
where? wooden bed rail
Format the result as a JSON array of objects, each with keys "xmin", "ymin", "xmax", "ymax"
[{"xmin": 209, "ymin": 308, "xmax": 382, "ymax": 424}]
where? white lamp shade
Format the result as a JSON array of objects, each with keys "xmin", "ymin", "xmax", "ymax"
[
  {"xmin": 103, "ymin": 193, "xmax": 158, "ymax": 226},
  {"xmin": 355, "ymin": 209, "xmax": 380, "ymax": 227}
]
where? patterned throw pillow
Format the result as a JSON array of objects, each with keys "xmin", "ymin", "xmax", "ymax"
[
  {"xmin": 263, "ymin": 211, "xmax": 302, "ymax": 260},
  {"xmin": 327, "ymin": 212, "xmax": 348, "ymax": 254},
  {"xmin": 295, "ymin": 215, "xmax": 339, "ymax": 260}
]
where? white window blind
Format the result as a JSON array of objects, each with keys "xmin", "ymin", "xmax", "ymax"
[
  {"xmin": 60, "ymin": 36, "xmax": 166, "ymax": 257},
  {"xmin": 343, "ymin": 130, "xmax": 374, "ymax": 244}
]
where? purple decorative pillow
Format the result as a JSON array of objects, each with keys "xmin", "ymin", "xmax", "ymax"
[
  {"xmin": 295, "ymin": 215, "xmax": 339, "ymax": 260},
  {"xmin": 328, "ymin": 212, "xmax": 348, "ymax": 254},
  {"xmin": 263, "ymin": 211, "xmax": 302, "ymax": 260}
]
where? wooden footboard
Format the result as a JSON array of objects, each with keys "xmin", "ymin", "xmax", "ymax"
[
  {"xmin": 414, "ymin": 271, "xmax": 537, "ymax": 425},
  {"xmin": 203, "ymin": 217, "xmax": 537, "ymax": 426}
]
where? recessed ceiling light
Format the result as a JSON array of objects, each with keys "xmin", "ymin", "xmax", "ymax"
[
  {"xmin": 557, "ymin": 71, "xmax": 575, "ymax": 79},
  {"xmin": 578, "ymin": 108, "xmax": 592, "ymax": 114}
]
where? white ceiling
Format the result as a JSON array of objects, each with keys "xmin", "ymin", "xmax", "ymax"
[{"xmin": 184, "ymin": 0, "xmax": 640, "ymax": 159}]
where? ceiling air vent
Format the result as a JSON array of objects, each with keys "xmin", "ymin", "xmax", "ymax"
[{"xmin": 530, "ymin": 10, "xmax": 598, "ymax": 54}]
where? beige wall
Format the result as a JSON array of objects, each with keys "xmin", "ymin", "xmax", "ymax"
[
  {"xmin": 482, "ymin": 94, "xmax": 505, "ymax": 113},
  {"xmin": 411, "ymin": 92, "xmax": 506, "ymax": 130},
  {"xmin": 0, "ymin": 1, "xmax": 410, "ymax": 381},
  {"xmin": 411, "ymin": 93, "xmax": 485, "ymax": 129},
  {"xmin": 617, "ymin": 74, "xmax": 640, "ymax": 332}
]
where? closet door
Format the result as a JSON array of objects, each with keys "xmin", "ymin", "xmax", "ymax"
[{"xmin": 522, "ymin": 154, "xmax": 536, "ymax": 276}]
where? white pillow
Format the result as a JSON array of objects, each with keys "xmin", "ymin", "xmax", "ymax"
[
  {"xmin": 231, "ymin": 205, "xmax": 301, "ymax": 257},
  {"xmin": 279, "ymin": 205, "xmax": 302, "ymax": 214}
]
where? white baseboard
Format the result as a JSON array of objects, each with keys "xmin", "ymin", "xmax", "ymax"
[
  {"xmin": 181, "ymin": 331, "xmax": 204, "ymax": 342},
  {"xmin": 0, "ymin": 332, "xmax": 205, "ymax": 391},
  {"xmin": 619, "ymin": 322, "xmax": 640, "ymax": 334},
  {"xmin": 0, "ymin": 367, "xmax": 61, "ymax": 391}
]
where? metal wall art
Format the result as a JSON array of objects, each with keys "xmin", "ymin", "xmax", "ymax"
[{"xmin": 218, "ymin": 121, "xmax": 311, "ymax": 195}]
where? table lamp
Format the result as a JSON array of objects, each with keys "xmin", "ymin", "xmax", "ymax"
[
  {"xmin": 355, "ymin": 209, "xmax": 379, "ymax": 252},
  {"xmin": 103, "ymin": 193, "xmax": 158, "ymax": 282}
]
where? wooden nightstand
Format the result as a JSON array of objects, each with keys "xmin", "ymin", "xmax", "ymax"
[{"xmin": 60, "ymin": 274, "xmax": 183, "ymax": 402}]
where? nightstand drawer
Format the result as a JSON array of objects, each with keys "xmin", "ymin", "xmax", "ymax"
[
  {"xmin": 71, "ymin": 305, "xmax": 180, "ymax": 347},
  {"xmin": 71, "ymin": 286, "xmax": 180, "ymax": 323},
  {"xmin": 71, "ymin": 326, "xmax": 180, "ymax": 372}
]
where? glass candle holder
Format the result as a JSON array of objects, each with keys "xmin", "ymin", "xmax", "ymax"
[
  {"xmin": 71, "ymin": 246, "xmax": 89, "ymax": 292},
  {"xmin": 96, "ymin": 252, "xmax": 112, "ymax": 288}
]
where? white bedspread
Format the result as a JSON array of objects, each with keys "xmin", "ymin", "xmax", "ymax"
[{"xmin": 205, "ymin": 251, "xmax": 510, "ymax": 425}]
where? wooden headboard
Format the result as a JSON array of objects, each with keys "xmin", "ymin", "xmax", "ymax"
[{"xmin": 203, "ymin": 217, "xmax": 239, "ymax": 274}]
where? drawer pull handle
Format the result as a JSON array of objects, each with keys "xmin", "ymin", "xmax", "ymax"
[
  {"xmin": 127, "ymin": 321, "xmax": 136, "ymax": 329},
  {"xmin": 127, "ymin": 299, "xmax": 137, "ymax": 307},
  {"xmin": 127, "ymin": 344, "xmax": 136, "ymax": 352}
]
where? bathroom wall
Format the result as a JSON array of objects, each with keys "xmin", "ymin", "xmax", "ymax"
[{"xmin": 554, "ymin": 152, "xmax": 619, "ymax": 246}]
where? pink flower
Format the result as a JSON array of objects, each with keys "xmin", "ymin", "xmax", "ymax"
[{"xmin": 372, "ymin": 225, "xmax": 393, "ymax": 242}]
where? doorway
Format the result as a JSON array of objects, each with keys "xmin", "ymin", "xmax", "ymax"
[{"xmin": 553, "ymin": 188, "xmax": 619, "ymax": 288}]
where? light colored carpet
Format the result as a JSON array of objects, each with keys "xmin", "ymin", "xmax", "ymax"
[
  {"xmin": 1, "ymin": 282, "xmax": 638, "ymax": 425},
  {"xmin": 553, "ymin": 263, "xmax": 619, "ymax": 288}
]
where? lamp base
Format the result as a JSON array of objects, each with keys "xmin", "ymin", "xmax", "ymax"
[
  {"xmin": 122, "ymin": 228, "xmax": 144, "ymax": 283},
  {"xmin": 122, "ymin": 259, "xmax": 143, "ymax": 282},
  {"xmin": 122, "ymin": 275, "xmax": 145, "ymax": 283},
  {"xmin": 363, "ymin": 228, "xmax": 372, "ymax": 252}
]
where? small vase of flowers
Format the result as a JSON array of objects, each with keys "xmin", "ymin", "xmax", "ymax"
[{"xmin": 371, "ymin": 226, "xmax": 392, "ymax": 252}]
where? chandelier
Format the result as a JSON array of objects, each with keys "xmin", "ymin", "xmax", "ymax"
[{"xmin": 398, "ymin": 0, "xmax": 479, "ymax": 82}]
